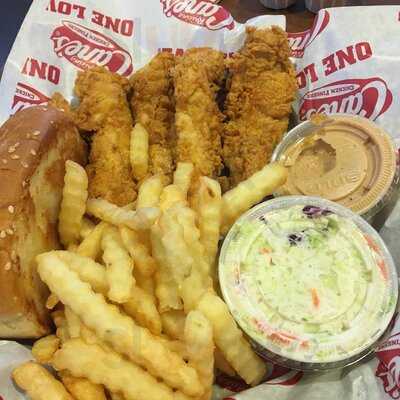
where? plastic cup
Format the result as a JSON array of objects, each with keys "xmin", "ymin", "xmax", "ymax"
[
  {"xmin": 219, "ymin": 196, "xmax": 398, "ymax": 370},
  {"xmin": 271, "ymin": 114, "xmax": 399, "ymax": 230}
]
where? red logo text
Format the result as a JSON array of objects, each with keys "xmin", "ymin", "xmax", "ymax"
[
  {"xmin": 288, "ymin": 10, "xmax": 330, "ymax": 58},
  {"xmin": 160, "ymin": 0, "xmax": 234, "ymax": 31},
  {"xmin": 12, "ymin": 83, "xmax": 50, "ymax": 113},
  {"xmin": 377, "ymin": 360, "xmax": 400, "ymax": 399},
  {"xmin": 47, "ymin": 0, "xmax": 86, "ymax": 19},
  {"xmin": 47, "ymin": 0, "xmax": 134, "ymax": 37},
  {"xmin": 21, "ymin": 58, "xmax": 61, "ymax": 85},
  {"xmin": 50, "ymin": 21, "xmax": 133, "ymax": 76},
  {"xmin": 299, "ymin": 77, "xmax": 393, "ymax": 121}
]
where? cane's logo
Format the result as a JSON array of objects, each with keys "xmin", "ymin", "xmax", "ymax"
[
  {"xmin": 299, "ymin": 77, "xmax": 393, "ymax": 121},
  {"xmin": 376, "ymin": 330, "xmax": 400, "ymax": 399},
  {"xmin": 50, "ymin": 21, "xmax": 133, "ymax": 76},
  {"xmin": 12, "ymin": 82, "xmax": 50, "ymax": 113},
  {"xmin": 160, "ymin": 0, "xmax": 234, "ymax": 31},
  {"xmin": 377, "ymin": 360, "xmax": 400, "ymax": 399},
  {"xmin": 288, "ymin": 10, "xmax": 330, "ymax": 58},
  {"xmin": 389, "ymin": 356, "xmax": 400, "ymax": 388}
]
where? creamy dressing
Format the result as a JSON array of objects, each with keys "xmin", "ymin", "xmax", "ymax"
[{"xmin": 220, "ymin": 203, "xmax": 397, "ymax": 364}]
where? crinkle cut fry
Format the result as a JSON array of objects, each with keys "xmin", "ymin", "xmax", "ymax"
[
  {"xmin": 222, "ymin": 26, "xmax": 298, "ymax": 187},
  {"xmin": 130, "ymin": 53, "xmax": 176, "ymax": 180},
  {"xmin": 173, "ymin": 48, "xmax": 225, "ymax": 180},
  {"xmin": 197, "ymin": 292, "xmax": 267, "ymax": 386},
  {"xmin": 13, "ymin": 361, "xmax": 74, "ymax": 400},
  {"xmin": 184, "ymin": 311, "xmax": 214, "ymax": 400},
  {"xmin": 53, "ymin": 339, "xmax": 192, "ymax": 400},
  {"xmin": 37, "ymin": 252, "xmax": 203, "ymax": 397},
  {"xmin": 74, "ymin": 66, "xmax": 136, "ymax": 206},
  {"xmin": 59, "ymin": 371, "xmax": 107, "ymax": 400}
]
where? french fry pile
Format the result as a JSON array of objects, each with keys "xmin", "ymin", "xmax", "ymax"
[{"xmin": 13, "ymin": 124, "xmax": 288, "ymax": 400}]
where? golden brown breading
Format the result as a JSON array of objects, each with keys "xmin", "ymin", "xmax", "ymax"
[
  {"xmin": 48, "ymin": 92, "xmax": 78, "ymax": 126},
  {"xmin": 48, "ymin": 92, "xmax": 71, "ymax": 114},
  {"xmin": 130, "ymin": 53, "xmax": 176, "ymax": 181},
  {"xmin": 173, "ymin": 48, "xmax": 225, "ymax": 180},
  {"xmin": 74, "ymin": 67, "xmax": 136, "ymax": 206},
  {"xmin": 222, "ymin": 26, "xmax": 297, "ymax": 187}
]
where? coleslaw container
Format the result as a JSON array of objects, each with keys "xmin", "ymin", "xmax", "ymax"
[{"xmin": 219, "ymin": 196, "xmax": 398, "ymax": 371}]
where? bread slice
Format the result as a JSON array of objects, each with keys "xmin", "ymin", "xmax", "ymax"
[{"xmin": 0, "ymin": 106, "xmax": 87, "ymax": 338}]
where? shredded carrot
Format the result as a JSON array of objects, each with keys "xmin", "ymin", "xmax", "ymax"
[
  {"xmin": 311, "ymin": 288, "xmax": 320, "ymax": 308},
  {"xmin": 364, "ymin": 235, "xmax": 380, "ymax": 254},
  {"xmin": 269, "ymin": 333, "xmax": 291, "ymax": 346},
  {"xmin": 378, "ymin": 260, "xmax": 388, "ymax": 281},
  {"xmin": 269, "ymin": 331, "xmax": 300, "ymax": 346},
  {"xmin": 300, "ymin": 340, "xmax": 310, "ymax": 349},
  {"xmin": 260, "ymin": 247, "xmax": 272, "ymax": 266},
  {"xmin": 277, "ymin": 331, "xmax": 299, "ymax": 340}
]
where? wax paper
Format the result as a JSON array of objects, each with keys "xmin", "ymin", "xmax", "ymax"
[{"xmin": 0, "ymin": 0, "xmax": 284, "ymax": 121}]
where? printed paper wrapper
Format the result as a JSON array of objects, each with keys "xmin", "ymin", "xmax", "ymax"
[
  {"xmin": 291, "ymin": 6, "xmax": 400, "ymax": 148},
  {"xmin": 1, "ymin": 2, "xmax": 400, "ymax": 399},
  {"xmin": 0, "ymin": 0, "xmax": 284, "ymax": 121}
]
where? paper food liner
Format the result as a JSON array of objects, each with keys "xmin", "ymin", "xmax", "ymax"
[{"xmin": 1, "ymin": 1, "xmax": 400, "ymax": 399}]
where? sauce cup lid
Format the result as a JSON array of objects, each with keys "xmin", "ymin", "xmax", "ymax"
[{"xmin": 271, "ymin": 114, "xmax": 398, "ymax": 216}]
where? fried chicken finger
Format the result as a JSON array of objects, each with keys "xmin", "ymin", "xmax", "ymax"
[
  {"xmin": 223, "ymin": 26, "xmax": 297, "ymax": 188},
  {"xmin": 130, "ymin": 53, "xmax": 176, "ymax": 182},
  {"xmin": 75, "ymin": 67, "xmax": 136, "ymax": 206},
  {"xmin": 173, "ymin": 48, "xmax": 225, "ymax": 181}
]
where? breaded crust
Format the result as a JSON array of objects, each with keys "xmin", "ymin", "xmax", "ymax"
[
  {"xmin": 75, "ymin": 67, "xmax": 136, "ymax": 206},
  {"xmin": 130, "ymin": 53, "xmax": 176, "ymax": 181},
  {"xmin": 223, "ymin": 26, "xmax": 298, "ymax": 187},
  {"xmin": 173, "ymin": 48, "xmax": 225, "ymax": 180}
]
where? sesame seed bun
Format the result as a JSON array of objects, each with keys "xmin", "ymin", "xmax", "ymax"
[{"xmin": 0, "ymin": 106, "xmax": 87, "ymax": 338}]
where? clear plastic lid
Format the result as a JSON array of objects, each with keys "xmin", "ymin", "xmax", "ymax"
[
  {"xmin": 219, "ymin": 196, "xmax": 398, "ymax": 369},
  {"xmin": 271, "ymin": 115, "xmax": 399, "ymax": 221}
]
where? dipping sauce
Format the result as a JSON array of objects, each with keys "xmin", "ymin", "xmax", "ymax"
[
  {"xmin": 219, "ymin": 197, "xmax": 398, "ymax": 370},
  {"xmin": 271, "ymin": 115, "xmax": 399, "ymax": 226}
]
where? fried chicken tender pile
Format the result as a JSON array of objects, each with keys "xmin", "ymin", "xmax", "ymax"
[
  {"xmin": 222, "ymin": 26, "xmax": 297, "ymax": 187},
  {"xmin": 66, "ymin": 27, "xmax": 297, "ymax": 202},
  {"xmin": 75, "ymin": 67, "xmax": 136, "ymax": 206},
  {"xmin": 173, "ymin": 48, "xmax": 225, "ymax": 180},
  {"xmin": 130, "ymin": 53, "xmax": 176, "ymax": 182}
]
